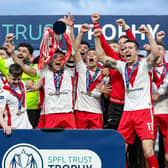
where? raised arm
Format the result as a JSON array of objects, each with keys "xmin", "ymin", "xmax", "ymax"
[
  {"xmin": 94, "ymin": 29, "xmax": 107, "ymax": 63},
  {"xmin": 115, "ymin": 18, "xmax": 136, "ymax": 41},
  {"xmin": 156, "ymin": 31, "xmax": 165, "ymax": 42},
  {"xmin": 3, "ymin": 34, "xmax": 37, "ymax": 76},
  {"xmin": 3, "ymin": 33, "xmax": 21, "ymax": 64},
  {"xmin": 94, "ymin": 28, "xmax": 117, "ymax": 70},
  {"xmin": 74, "ymin": 24, "xmax": 90, "ymax": 63},
  {"xmin": 139, "ymin": 25, "xmax": 159, "ymax": 66},
  {"xmin": 143, "ymin": 44, "xmax": 151, "ymax": 57},
  {"xmin": 60, "ymin": 12, "xmax": 75, "ymax": 51},
  {"xmin": 19, "ymin": 62, "xmax": 37, "ymax": 77},
  {"xmin": 92, "ymin": 14, "xmax": 136, "ymax": 59},
  {"xmin": 66, "ymin": 12, "xmax": 75, "ymax": 50},
  {"xmin": 92, "ymin": 13, "xmax": 117, "ymax": 58}
]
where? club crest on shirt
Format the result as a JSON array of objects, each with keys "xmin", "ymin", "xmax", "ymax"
[{"xmin": 0, "ymin": 95, "xmax": 5, "ymax": 103}]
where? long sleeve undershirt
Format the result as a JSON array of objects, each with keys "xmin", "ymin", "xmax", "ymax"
[{"xmin": 93, "ymin": 23, "xmax": 136, "ymax": 60}]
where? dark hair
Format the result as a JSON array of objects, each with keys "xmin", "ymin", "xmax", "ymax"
[
  {"xmin": 88, "ymin": 47, "xmax": 95, "ymax": 52},
  {"xmin": 54, "ymin": 48, "xmax": 65, "ymax": 56},
  {"xmin": 118, "ymin": 35, "xmax": 129, "ymax": 41},
  {"xmin": 9, "ymin": 63, "xmax": 23, "ymax": 77},
  {"xmin": 125, "ymin": 39, "xmax": 140, "ymax": 50},
  {"xmin": 17, "ymin": 43, "xmax": 34, "ymax": 55},
  {"xmin": 108, "ymin": 40, "xmax": 118, "ymax": 45},
  {"xmin": 156, "ymin": 41, "xmax": 166, "ymax": 50},
  {"xmin": 49, "ymin": 49, "xmax": 65, "ymax": 65},
  {"xmin": 0, "ymin": 46, "xmax": 10, "ymax": 57},
  {"xmin": 81, "ymin": 40, "xmax": 90, "ymax": 48},
  {"xmin": 87, "ymin": 48, "xmax": 96, "ymax": 57}
]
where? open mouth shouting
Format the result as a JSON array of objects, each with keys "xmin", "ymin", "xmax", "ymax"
[
  {"xmin": 55, "ymin": 62, "xmax": 60, "ymax": 66},
  {"xmin": 126, "ymin": 54, "xmax": 131, "ymax": 58},
  {"xmin": 17, "ymin": 55, "xmax": 24, "ymax": 59},
  {"xmin": 80, "ymin": 52, "xmax": 85, "ymax": 56},
  {"xmin": 89, "ymin": 58, "xmax": 94, "ymax": 63}
]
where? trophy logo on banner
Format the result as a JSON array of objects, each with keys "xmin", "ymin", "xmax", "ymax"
[
  {"xmin": 8, "ymin": 149, "xmax": 37, "ymax": 168},
  {"xmin": 2, "ymin": 144, "xmax": 43, "ymax": 168}
]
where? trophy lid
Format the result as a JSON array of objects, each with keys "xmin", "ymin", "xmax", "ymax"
[{"xmin": 53, "ymin": 21, "xmax": 66, "ymax": 35}]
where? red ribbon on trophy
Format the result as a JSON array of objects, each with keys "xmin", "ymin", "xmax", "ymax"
[{"xmin": 38, "ymin": 21, "xmax": 72, "ymax": 69}]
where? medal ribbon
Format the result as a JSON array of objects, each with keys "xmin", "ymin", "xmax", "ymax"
[
  {"xmin": 53, "ymin": 70, "xmax": 64, "ymax": 92},
  {"xmin": 8, "ymin": 83, "xmax": 24, "ymax": 110},
  {"xmin": 88, "ymin": 73, "xmax": 105, "ymax": 92},
  {"xmin": 154, "ymin": 63, "xmax": 167, "ymax": 79},
  {"xmin": 153, "ymin": 63, "xmax": 167, "ymax": 88},
  {"xmin": 125, "ymin": 59, "xmax": 140, "ymax": 89},
  {"xmin": 86, "ymin": 67, "xmax": 100, "ymax": 92}
]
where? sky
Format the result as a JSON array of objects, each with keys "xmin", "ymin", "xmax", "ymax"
[{"xmin": 0, "ymin": 0, "xmax": 167, "ymax": 15}]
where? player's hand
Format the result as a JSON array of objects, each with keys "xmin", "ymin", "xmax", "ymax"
[
  {"xmin": 101, "ymin": 68, "xmax": 110, "ymax": 76},
  {"xmin": 60, "ymin": 12, "xmax": 74, "ymax": 27},
  {"xmin": 91, "ymin": 13, "xmax": 100, "ymax": 23},
  {"xmin": 138, "ymin": 24, "xmax": 149, "ymax": 34},
  {"xmin": 157, "ymin": 31, "xmax": 165, "ymax": 41},
  {"xmin": 67, "ymin": 12, "xmax": 74, "ymax": 27},
  {"xmin": 116, "ymin": 19, "xmax": 126, "ymax": 27},
  {"xmin": 80, "ymin": 24, "xmax": 90, "ymax": 33},
  {"xmin": 26, "ymin": 80, "xmax": 34, "ymax": 90},
  {"xmin": 4, "ymin": 125, "xmax": 12, "ymax": 135},
  {"xmin": 3, "ymin": 41, "xmax": 15, "ymax": 54},
  {"xmin": 152, "ymin": 93, "xmax": 160, "ymax": 102},
  {"xmin": 94, "ymin": 29, "xmax": 102, "ymax": 37},
  {"xmin": 143, "ymin": 44, "xmax": 151, "ymax": 52},
  {"xmin": 96, "ymin": 83, "xmax": 112, "ymax": 94},
  {"xmin": 5, "ymin": 33, "xmax": 15, "ymax": 43},
  {"xmin": 116, "ymin": 19, "xmax": 130, "ymax": 30}
]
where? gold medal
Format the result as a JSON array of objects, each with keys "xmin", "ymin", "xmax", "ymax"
[
  {"xmin": 87, "ymin": 91, "xmax": 92, "ymax": 97},
  {"xmin": 16, "ymin": 109, "xmax": 21, "ymax": 116},
  {"xmin": 125, "ymin": 88, "xmax": 129, "ymax": 94},
  {"xmin": 55, "ymin": 91, "xmax": 60, "ymax": 95},
  {"xmin": 49, "ymin": 92, "xmax": 53, "ymax": 96},
  {"xmin": 81, "ymin": 91, "xmax": 85, "ymax": 95}
]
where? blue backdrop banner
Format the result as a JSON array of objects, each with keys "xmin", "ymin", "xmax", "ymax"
[
  {"xmin": 0, "ymin": 15, "xmax": 167, "ymax": 50},
  {"xmin": 0, "ymin": 129, "xmax": 125, "ymax": 168}
]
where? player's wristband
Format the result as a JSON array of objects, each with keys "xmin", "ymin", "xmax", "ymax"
[
  {"xmin": 124, "ymin": 25, "xmax": 130, "ymax": 31},
  {"xmin": 93, "ymin": 22, "xmax": 101, "ymax": 29}
]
